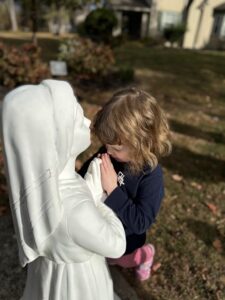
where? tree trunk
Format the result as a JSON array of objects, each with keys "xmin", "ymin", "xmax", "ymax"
[
  {"xmin": 6, "ymin": 0, "xmax": 18, "ymax": 31},
  {"xmin": 149, "ymin": 0, "xmax": 158, "ymax": 37},
  {"xmin": 31, "ymin": 0, "xmax": 38, "ymax": 45}
]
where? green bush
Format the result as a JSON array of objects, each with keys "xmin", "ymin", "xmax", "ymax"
[
  {"xmin": 84, "ymin": 8, "xmax": 117, "ymax": 43},
  {"xmin": 163, "ymin": 24, "xmax": 186, "ymax": 44},
  {"xmin": 114, "ymin": 66, "xmax": 134, "ymax": 84},
  {"xmin": 206, "ymin": 37, "xmax": 225, "ymax": 51},
  {"xmin": 58, "ymin": 35, "xmax": 115, "ymax": 81},
  {"xmin": 0, "ymin": 43, "xmax": 50, "ymax": 87},
  {"xmin": 141, "ymin": 36, "xmax": 165, "ymax": 48}
]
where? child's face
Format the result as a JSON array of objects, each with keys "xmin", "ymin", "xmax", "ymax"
[{"xmin": 106, "ymin": 144, "xmax": 130, "ymax": 163}]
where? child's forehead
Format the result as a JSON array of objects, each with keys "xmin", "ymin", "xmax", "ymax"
[
  {"xmin": 106, "ymin": 144, "xmax": 124, "ymax": 149},
  {"xmin": 107, "ymin": 143, "xmax": 122, "ymax": 146}
]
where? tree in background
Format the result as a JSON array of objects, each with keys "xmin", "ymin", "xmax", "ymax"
[
  {"xmin": 0, "ymin": 1, "xmax": 10, "ymax": 30},
  {"xmin": 44, "ymin": 0, "xmax": 96, "ymax": 35},
  {"xmin": 6, "ymin": 0, "xmax": 18, "ymax": 31},
  {"xmin": 2, "ymin": 0, "xmax": 99, "ymax": 43},
  {"xmin": 84, "ymin": 8, "xmax": 117, "ymax": 43}
]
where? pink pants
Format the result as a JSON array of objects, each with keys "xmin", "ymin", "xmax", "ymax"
[{"xmin": 108, "ymin": 244, "xmax": 154, "ymax": 268}]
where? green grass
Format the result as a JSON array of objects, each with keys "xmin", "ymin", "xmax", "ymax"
[{"xmin": 0, "ymin": 34, "xmax": 225, "ymax": 299}]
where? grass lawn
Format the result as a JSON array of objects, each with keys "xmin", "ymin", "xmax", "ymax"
[
  {"xmin": 0, "ymin": 34, "xmax": 225, "ymax": 300},
  {"xmin": 113, "ymin": 42, "xmax": 225, "ymax": 300}
]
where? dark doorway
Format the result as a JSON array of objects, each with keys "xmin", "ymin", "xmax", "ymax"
[{"xmin": 122, "ymin": 11, "xmax": 142, "ymax": 39}]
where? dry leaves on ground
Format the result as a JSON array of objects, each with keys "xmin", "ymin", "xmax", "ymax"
[{"xmin": 171, "ymin": 174, "xmax": 183, "ymax": 182}]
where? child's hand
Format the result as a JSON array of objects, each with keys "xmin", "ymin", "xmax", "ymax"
[{"xmin": 100, "ymin": 153, "xmax": 118, "ymax": 195}]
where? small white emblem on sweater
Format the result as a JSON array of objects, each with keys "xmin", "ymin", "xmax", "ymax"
[{"xmin": 117, "ymin": 171, "xmax": 125, "ymax": 186}]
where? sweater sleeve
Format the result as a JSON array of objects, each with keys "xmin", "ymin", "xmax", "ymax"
[{"xmin": 104, "ymin": 166, "xmax": 164, "ymax": 235}]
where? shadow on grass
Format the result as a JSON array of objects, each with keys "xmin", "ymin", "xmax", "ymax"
[
  {"xmin": 115, "ymin": 46, "xmax": 225, "ymax": 95},
  {"xmin": 135, "ymin": 290, "xmax": 158, "ymax": 300},
  {"xmin": 186, "ymin": 219, "xmax": 225, "ymax": 257},
  {"xmin": 162, "ymin": 145, "xmax": 225, "ymax": 182},
  {"xmin": 170, "ymin": 119, "xmax": 225, "ymax": 144}
]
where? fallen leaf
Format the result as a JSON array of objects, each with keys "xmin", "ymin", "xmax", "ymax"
[
  {"xmin": 190, "ymin": 181, "xmax": 202, "ymax": 190},
  {"xmin": 213, "ymin": 239, "xmax": 223, "ymax": 253},
  {"xmin": 219, "ymin": 275, "xmax": 225, "ymax": 285},
  {"xmin": 206, "ymin": 202, "xmax": 218, "ymax": 214},
  {"xmin": 152, "ymin": 262, "xmax": 161, "ymax": 272},
  {"xmin": 172, "ymin": 174, "xmax": 183, "ymax": 182},
  {"xmin": 202, "ymin": 273, "xmax": 207, "ymax": 281}
]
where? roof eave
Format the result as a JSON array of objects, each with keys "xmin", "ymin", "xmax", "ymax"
[{"xmin": 111, "ymin": 5, "xmax": 151, "ymax": 12}]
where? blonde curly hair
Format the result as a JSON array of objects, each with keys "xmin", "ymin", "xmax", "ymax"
[{"xmin": 92, "ymin": 87, "xmax": 172, "ymax": 173}]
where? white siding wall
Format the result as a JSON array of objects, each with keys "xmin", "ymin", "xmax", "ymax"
[
  {"xmin": 156, "ymin": 0, "xmax": 187, "ymax": 12},
  {"xmin": 157, "ymin": 0, "xmax": 185, "ymax": 30},
  {"xmin": 183, "ymin": 0, "xmax": 225, "ymax": 49}
]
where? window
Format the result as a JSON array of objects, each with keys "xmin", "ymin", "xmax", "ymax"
[
  {"xmin": 158, "ymin": 11, "xmax": 182, "ymax": 31},
  {"xmin": 220, "ymin": 16, "xmax": 225, "ymax": 37},
  {"xmin": 213, "ymin": 14, "xmax": 223, "ymax": 35},
  {"xmin": 213, "ymin": 14, "xmax": 225, "ymax": 38}
]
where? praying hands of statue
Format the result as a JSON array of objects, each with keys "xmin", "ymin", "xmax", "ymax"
[{"xmin": 84, "ymin": 157, "xmax": 107, "ymax": 205}]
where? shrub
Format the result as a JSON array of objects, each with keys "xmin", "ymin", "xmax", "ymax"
[
  {"xmin": 58, "ymin": 35, "xmax": 115, "ymax": 81},
  {"xmin": 206, "ymin": 37, "xmax": 225, "ymax": 51},
  {"xmin": 0, "ymin": 43, "xmax": 50, "ymax": 88},
  {"xmin": 84, "ymin": 8, "xmax": 117, "ymax": 43},
  {"xmin": 113, "ymin": 66, "xmax": 134, "ymax": 84},
  {"xmin": 141, "ymin": 36, "xmax": 165, "ymax": 48},
  {"xmin": 163, "ymin": 24, "xmax": 186, "ymax": 44}
]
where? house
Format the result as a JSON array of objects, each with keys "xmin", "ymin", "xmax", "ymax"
[
  {"xmin": 108, "ymin": 0, "xmax": 225, "ymax": 49},
  {"xmin": 107, "ymin": 0, "xmax": 152, "ymax": 39},
  {"xmin": 183, "ymin": 0, "xmax": 225, "ymax": 49},
  {"xmin": 210, "ymin": 3, "xmax": 225, "ymax": 48},
  {"xmin": 107, "ymin": 0, "xmax": 187, "ymax": 39}
]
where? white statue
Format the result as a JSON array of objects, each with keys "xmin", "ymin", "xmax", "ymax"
[{"xmin": 1, "ymin": 79, "xmax": 125, "ymax": 300}]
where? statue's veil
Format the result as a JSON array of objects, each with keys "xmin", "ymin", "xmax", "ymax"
[{"xmin": 1, "ymin": 80, "xmax": 77, "ymax": 266}]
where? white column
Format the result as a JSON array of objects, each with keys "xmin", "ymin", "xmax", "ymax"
[
  {"xmin": 113, "ymin": 11, "xmax": 122, "ymax": 36},
  {"xmin": 141, "ymin": 13, "xmax": 149, "ymax": 38},
  {"xmin": 148, "ymin": 0, "xmax": 158, "ymax": 36}
]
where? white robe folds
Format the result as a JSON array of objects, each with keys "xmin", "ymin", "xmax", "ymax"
[{"xmin": 22, "ymin": 176, "xmax": 125, "ymax": 300}]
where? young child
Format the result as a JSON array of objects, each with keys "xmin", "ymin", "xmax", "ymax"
[{"xmin": 79, "ymin": 87, "xmax": 172, "ymax": 281}]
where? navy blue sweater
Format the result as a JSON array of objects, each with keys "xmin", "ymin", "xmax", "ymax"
[{"xmin": 78, "ymin": 147, "xmax": 164, "ymax": 255}]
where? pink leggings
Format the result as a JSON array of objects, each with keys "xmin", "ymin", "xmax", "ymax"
[{"xmin": 108, "ymin": 244, "xmax": 154, "ymax": 268}]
